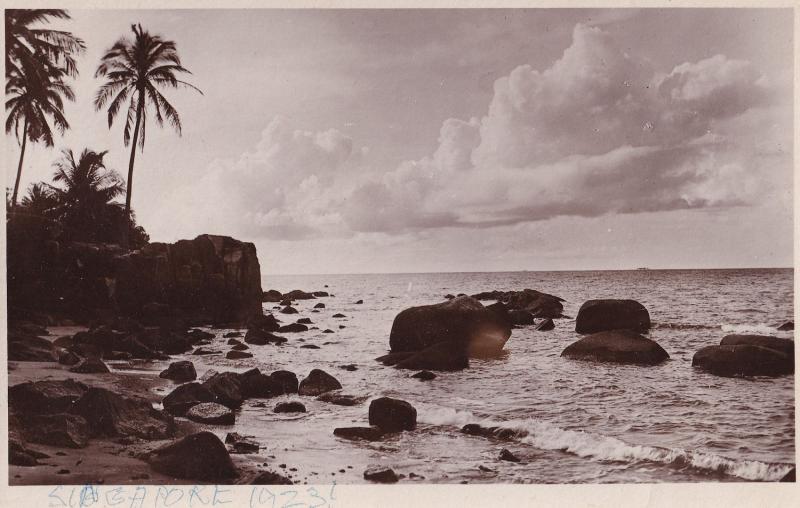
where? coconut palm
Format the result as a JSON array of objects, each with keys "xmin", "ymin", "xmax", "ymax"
[
  {"xmin": 47, "ymin": 148, "xmax": 126, "ymax": 243},
  {"xmin": 5, "ymin": 9, "xmax": 85, "ymax": 80},
  {"xmin": 94, "ymin": 23, "xmax": 202, "ymax": 247},
  {"xmin": 20, "ymin": 182, "xmax": 58, "ymax": 217}
]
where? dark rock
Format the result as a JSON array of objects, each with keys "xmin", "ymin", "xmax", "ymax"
[
  {"xmin": 460, "ymin": 424, "xmax": 517, "ymax": 440},
  {"xmin": 499, "ymin": 448, "xmax": 521, "ymax": 462},
  {"xmin": 394, "ymin": 341, "xmax": 469, "ymax": 371},
  {"xmin": 332, "ymin": 313, "xmax": 346, "ymax": 318},
  {"xmin": 9, "ymin": 379, "xmax": 89, "ymax": 415},
  {"xmin": 534, "ymin": 318, "xmax": 555, "ymax": 331},
  {"xmin": 296, "ymin": 318, "xmax": 313, "ymax": 324},
  {"xmin": 103, "ymin": 350, "xmax": 133, "ymax": 361},
  {"xmin": 69, "ymin": 357, "xmax": 111, "ymax": 374},
  {"xmin": 561, "ymin": 330, "xmax": 668, "ymax": 365},
  {"xmin": 231, "ymin": 343, "xmax": 249, "ymax": 351},
  {"xmin": 146, "ymin": 431, "xmax": 237, "ymax": 481},
  {"xmin": 227, "ymin": 338, "xmax": 244, "ymax": 346},
  {"xmin": 248, "ymin": 313, "xmax": 281, "ymax": 332},
  {"xmin": 575, "ymin": 299, "xmax": 651, "ymax": 334},
  {"xmin": 223, "ymin": 331, "xmax": 243, "ymax": 338},
  {"xmin": 14, "ymin": 322, "xmax": 50, "ymax": 336},
  {"xmin": 298, "ymin": 369, "xmax": 342, "ymax": 396},
  {"xmin": 203, "ymin": 372, "xmax": 244, "ymax": 408},
  {"xmin": 186, "ymin": 402, "xmax": 235, "ymax": 425},
  {"xmin": 777, "ymin": 321, "xmax": 794, "ymax": 331},
  {"xmin": 389, "ymin": 296, "xmax": 511, "ymax": 357},
  {"xmin": 355, "ymin": 300, "xmax": 363, "ymax": 304},
  {"xmin": 71, "ymin": 387, "xmax": 174, "ymax": 439},
  {"xmin": 375, "ymin": 351, "xmax": 414, "ymax": 366},
  {"xmin": 237, "ymin": 369, "xmax": 280, "ymax": 398},
  {"xmin": 229, "ymin": 439, "xmax": 260, "ymax": 454},
  {"xmin": 226, "ymin": 350, "xmax": 253, "ymax": 359},
  {"xmin": 284, "ymin": 290, "xmax": 316, "ymax": 300},
  {"xmin": 187, "ymin": 329, "xmax": 214, "ymax": 342},
  {"xmin": 314, "ymin": 303, "xmax": 326, "ymax": 309},
  {"xmin": 162, "ymin": 382, "xmax": 215, "ymax": 416},
  {"xmin": 159, "ymin": 361, "xmax": 197, "ymax": 382},
  {"xmin": 339, "ymin": 364, "xmax": 358, "ymax": 371},
  {"xmin": 192, "ymin": 348, "xmax": 219, "ymax": 356},
  {"xmin": 278, "ymin": 323, "xmax": 308, "ymax": 333},
  {"xmin": 8, "ymin": 330, "xmax": 58, "ymax": 362},
  {"xmin": 270, "ymin": 370, "xmax": 299, "ymax": 395},
  {"xmin": 300, "ymin": 344, "xmax": 320, "ymax": 349},
  {"xmin": 472, "ymin": 289, "xmax": 565, "ymax": 318},
  {"xmin": 312, "ymin": 291, "xmax": 329, "ymax": 297},
  {"xmin": 508, "ymin": 310, "xmax": 535, "ymax": 326},
  {"xmin": 57, "ymin": 349, "xmax": 82, "ymax": 366},
  {"xmin": 780, "ymin": 467, "xmax": 796, "ymax": 482},
  {"xmin": 411, "ymin": 370, "xmax": 436, "ymax": 381},
  {"xmin": 250, "ymin": 471, "xmax": 293, "ymax": 485},
  {"xmin": 720, "ymin": 335, "xmax": 794, "ymax": 356},
  {"xmin": 333, "ymin": 426, "xmax": 384, "ymax": 442},
  {"xmin": 262, "ymin": 290, "xmax": 283, "ymax": 303},
  {"xmin": 316, "ymin": 392, "xmax": 366, "ymax": 406},
  {"xmin": 323, "ymin": 329, "xmax": 334, "ymax": 333},
  {"xmin": 280, "ymin": 299, "xmax": 293, "ymax": 306},
  {"xmin": 445, "ymin": 294, "xmax": 455, "ymax": 299},
  {"xmin": 363, "ymin": 466, "xmax": 398, "ymax": 483},
  {"xmin": 692, "ymin": 345, "xmax": 793, "ymax": 377},
  {"xmin": 25, "ymin": 413, "xmax": 91, "ymax": 448},
  {"xmin": 280, "ymin": 306, "xmax": 299, "ymax": 315},
  {"xmin": 368, "ymin": 397, "xmax": 417, "ymax": 432},
  {"xmin": 245, "ymin": 328, "xmax": 287, "ymax": 345},
  {"xmin": 274, "ymin": 401, "xmax": 306, "ymax": 413}
]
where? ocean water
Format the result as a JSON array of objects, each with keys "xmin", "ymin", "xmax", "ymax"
[{"xmin": 153, "ymin": 269, "xmax": 795, "ymax": 483}]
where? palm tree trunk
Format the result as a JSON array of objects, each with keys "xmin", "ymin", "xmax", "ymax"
[
  {"xmin": 11, "ymin": 118, "xmax": 29, "ymax": 209},
  {"xmin": 122, "ymin": 91, "xmax": 144, "ymax": 249}
]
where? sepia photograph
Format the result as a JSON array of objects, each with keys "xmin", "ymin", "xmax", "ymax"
[{"xmin": 2, "ymin": 4, "xmax": 796, "ymax": 497}]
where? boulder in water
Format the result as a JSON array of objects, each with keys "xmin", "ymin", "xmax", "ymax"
[
  {"xmin": 333, "ymin": 426, "xmax": 384, "ymax": 441},
  {"xmin": 237, "ymin": 369, "xmax": 280, "ymax": 398},
  {"xmin": 226, "ymin": 350, "xmax": 253, "ymax": 359},
  {"xmin": 534, "ymin": 318, "xmax": 555, "ymax": 331},
  {"xmin": 250, "ymin": 471, "xmax": 293, "ymax": 484},
  {"xmin": 280, "ymin": 306, "xmax": 299, "ymax": 315},
  {"xmin": 411, "ymin": 370, "xmax": 437, "ymax": 381},
  {"xmin": 262, "ymin": 290, "xmax": 283, "ymax": 302},
  {"xmin": 146, "ymin": 431, "xmax": 237, "ymax": 481},
  {"xmin": 363, "ymin": 465, "xmax": 399, "ymax": 483},
  {"xmin": 9, "ymin": 379, "xmax": 89, "ymax": 415},
  {"xmin": 575, "ymin": 299, "xmax": 651, "ymax": 334},
  {"xmin": 278, "ymin": 323, "xmax": 308, "ymax": 333},
  {"xmin": 692, "ymin": 344, "xmax": 793, "ymax": 377},
  {"xmin": 472, "ymin": 289, "xmax": 565, "ymax": 318},
  {"xmin": 561, "ymin": 330, "xmax": 668, "ymax": 365},
  {"xmin": 499, "ymin": 448, "xmax": 521, "ymax": 462},
  {"xmin": 8, "ymin": 330, "xmax": 58, "ymax": 362},
  {"xmin": 720, "ymin": 334, "xmax": 794, "ymax": 356},
  {"xmin": 25, "ymin": 413, "xmax": 91, "ymax": 448},
  {"xmin": 508, "ymin": 310, "xmax": 535, "ymax": 326},
  {"xmin": 162, "ymin": 382, "xmax": 216, "ymax": 416},
  {"xmin": 314, "ymin": 303, "xmax": 326, "ymax": 309},
  {"xmin": 203, "ymin": 372, "xmax": 244, "ymax": 408},
  {"xmin": 368, "ymin": 397, "xmax": 417, "ymax": 432},
  {"xmin": 393, "ymin": 341, "xmax": 469, "ymax": 371},
  {"xmin": 70, "ymin": 387, "xmax": 174, "ymax": 439},
  {"xmin": 274, "ymin": 401, "xmax": 306, "ymax": 413},
  {"xmin": 159, "ymin": 361, "xmax": 197, "ymax": 382},
  {"xmin": 186, "ymin": 402, "xmax": 235, "ymax": 425},
  {"xmin": 777, "ymin": 321, "xmax": 794, "ymax": 331},
  {"xmin": 270, "ymin": 370, "xmax": 299, "ymax": 394},
  {"xmin": 245, "ymin": 328, "xmax": 287, "ymax": 345},
  {"xmin": 298, "ymin": 369, "xmax": 342, "ymax": 396}
]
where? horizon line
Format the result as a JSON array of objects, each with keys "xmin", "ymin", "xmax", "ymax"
[{"xmin": 259, "ymin": 266, "xmax": 795, "ymax": 277}]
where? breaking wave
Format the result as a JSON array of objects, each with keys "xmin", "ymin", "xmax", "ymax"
[
  {"xmin": 417, "ymin": 404, "xmax": 793, "ymax": 482},
  {"xmin": 721, "ymin": 323, "xmax": 792, "ymax": 335}
]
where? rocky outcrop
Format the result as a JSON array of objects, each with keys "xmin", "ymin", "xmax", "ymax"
[
  {"xmin": 368, "ymin": 397, "xmax": 417, "ymax": 432},
  {"xmin": 298, "ymin": 369, "xmax": 341, "ymax": 396},
  {"xmin": 692, "ymin": 344, "xmax": 793, "ymax": 377},
  {"xmin": 146, "ymin": 431, "xmax": 237, "ymax": 481},
  {"xmin": 388, "ymin": 296, "xmax": 512, "ymax": 363},
  {"xmin": 719, "ymin": 335, "xmax": 794, "ymax": 356},
  {"xmin": 575, "ymin": 299, "xmax": 651, "ymax": 334},
  {"xmin": 69, "ymin": 357, "xmax": 111, "ymax": 374},
  {"xmin": 8, "ymin": 329, "xmax": 58, "ymax": 362},
  {"xmin": 70, "ymin": 387, "xmax": 174, "ymax": 439},
  {"xmin": 25, "ymin": 413, "xmax": 91, "ymax": 448},
  {"xmin": 162, "ymin": 383, "xmax": 216, "ymax": 416},
  {"xmin": 378, "ymin": 342, "xmax": 469, "ymax": 371},
  {"xmin": 9, "ymin": 379, "xmax": 89, "ymax": 415},
  {"xmin": 472, "ymin": 289, "xmax": 565, "ymax": 319},
  {"xmin": 561, "ymin": 330, "xmax": 669, "ymax": 365},
  {"xmin": 159, "ymin": 361, "xmax": 197, "ymax": 382},
  {"xmin": 202, "ymin": 372, "xmax": 244, "ymax": 408}
]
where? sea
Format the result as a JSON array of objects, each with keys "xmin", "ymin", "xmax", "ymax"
[{"xmin": 157, "ymin": 268, "xmax": 795, "ymax": 483}]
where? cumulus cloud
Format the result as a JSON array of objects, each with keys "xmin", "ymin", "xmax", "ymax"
[{"xmin": 176, "ymin": 23, "xmax": 784, "ymax": 240}]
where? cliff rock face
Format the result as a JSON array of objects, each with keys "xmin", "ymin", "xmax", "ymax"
[{"xmin": 7, "ymin": 232, "xmax": 263, "ymax": 325}]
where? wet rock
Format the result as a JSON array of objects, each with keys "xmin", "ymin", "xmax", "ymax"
[
  {"xmin": 355, "ymin": 300, "xmax": 364, "ymax": 304},
  {"xmin": 297, "ymin": 317, "xmax": 313, "ymax": 324},
  {"xmin": 323, "ymin": 329, "xmax": 334, "ymax": 334},
  {"xmin": 314, "ymin": 303, "xmax": 326, "ymax": 309},
  {"xmin": 298, "ymin": 369, "xmax": 342, "ymax": 396},
  {"xmin": 333, "ymin": 426, "xmax": 384, "ymax": 442},
  {"xmin": 250, "ymin": 471, "xmax": 293, "ymax": 484},
  {"xmin": 237, "ymin": 369, "xmax": 280, "ymax": 398},
  {"xmin": 248, "ymin": 313, "xmax": 281, "ymax": 332},
  {"xmin": 394, "ymin": 341, "xmax": 469, "ymax": 372},
  {"xmin": 103, "ymin": 350, "xmax": 133, "ymax": 361},
  {"xmin": 534, "ymin": 318, "xmax": 555, "ymax": 331},
  {"xmin": 368, "ymin": 397, "xmax": 417, "ymax": 432},
  {"xmin": 223, "ymin": 331, "xmax": 243, "ymax": 338},
  {"xmin": 159, "ymin": 361, "xmax": 197, "ymax": 382},
  {"xmin": 274, "ymin": 401, "xmax": 306, "ymax": 413},
  {"xmin": 339, "ymin": 364, "xmax": 358, "ymax": 371},
  {"xmin": 363, "ymin": 466, "xmax": 398, "ymax": 483},
  {"xmin": 226, "ymin": 350, "xmax": 253, "ymax": 359},
  {"xmin": 203, "ymin": 372, "xmax": 244, "ymax": 408},
  {"xmin": 162, "ymin": 382, "xmax": 215, "ymax": 416},
  {"xmin": 316, "ymin": 392, "xmax": 366, "ymax": 406},
  {"xmin": 25, "ymin": 413, "xmax": 91, "ymax": 448},
  {"xmin": 389, "ymin": 296, "xmax": 511, "ymax": 358},
  {"xmin": 187, "ymin": 329, "xmax": 215, "ymax": 342},
  {"xmin": 300, "ymin": 344, "xmax": 320, "ymax": 349},
  {"xmin": 229, "ymin": 439, "xmax": 260, "ymax": 454},
  {"xmin": 332, "ymin": 313, "xmax": 346, "ymax": 318},
  {"xmin": 9, "ymin": 379, "xmax": 89, "ymax": 415},
  {"xmin": 499, "ymin": 448, "xmax": 521, "ymax": 462},
  {"xmin": 692, "ymin": 345, "xmax": 793, "ymax": 377},
  {"xmin": 227, "ymin": 338, "xmax": 244, "ymax": 346},
  {"xmin": 720, "ymin": 334, "xmax": 794, "ymax": 356},
  {"xmin": 508, "ymin": 310, "xmax": 535, "ymax": 326},
  {"xmin": 575, "ymin": 299, "xmax": 651, "ymax": 334},
  {"xmin": 270, "ymin": 371, "xmax": 299, "ymax": 394},
  {"xmin": 71, "ymin": 387, "xmax": 174, "ymax": 439},
  {"xmin": 284, "ymin": 290, "xmax": 316, "ymax": 300},
  {"xmin": 561, "ymin": 330, "xmax": 669, "ymax": 365},
  {"xmin": 280, "ymin": 299, "xmax": 293, "ymax": 306},
  {"xmin": 313, "ymin": 291, "xmax": 329, "ymax": 297},
  {"xmin": 460, "ymin": 424, "xmax": 517, "ymax": 440},
  {"xmin": 245, "ymin": 328, "xmax": 287, "ymax": 345},
  {"xmin": 231, "ymin": 343, "xmax": 249, "ymax": 351},
  {"xmin": 278, "ymin": 323, "xmax": 308, "ymax": 333},
  {"xmin": 280, "ymin": 306, "xmax": 299, "ymax": 315},
  {"xmin": 186, "ymin": 402, "xmax": 235, "ymax": 425},
  {"xmin": 57, "ymin": 349, "xmax": 82, "ymax": 366},
  {"xmin": 777, "ymin": 321, "xmax": 794, "ymax": 332},
  {"xmin": 8, "ymin": 330, "xmax": 58, "ymax": 362},
  {"xmin": 146, "ymin": 431, "xmax": 237, "ymax": 481},
  {"xmin": 192, "ymin": 348, "xmax": 219, "ymax": 356},
  {"xmin": 262, "ymin": 290, "xmax": 283, "ymax": 303},
  {"xmin": 472, "ymin": 289, "xmax": 565, "ymax": 318},
  {"xmin": 411, "ymin": 370, "xmax": 436, "ymax": 381}
]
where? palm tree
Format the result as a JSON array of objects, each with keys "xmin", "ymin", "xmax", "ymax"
[
  {"xmin": 6, "ymin": 62, "xmax": 75, "ymax": 207},
  {"xmin": 94, "ymin": 23, "xmax": 202, "ymax": 247},
  {"xmin": 20, "ymin": 182, "xmax": 58, "ymax": 217},
  {"xmin": 5, "ymin": 9, "xmax": 84, "ymax": 208},
  {"xmin": 47, "ymin": 148, "xmax": 126, "ymax": 243}
]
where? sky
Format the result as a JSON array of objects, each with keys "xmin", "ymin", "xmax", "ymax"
[{"xmin": 4, "ymin": 8, "xmax": 794, "ymax": 274}]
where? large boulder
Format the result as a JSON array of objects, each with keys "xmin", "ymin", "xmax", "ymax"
[
  {"xmin": 298, "ymin": 369, "xmax": 342, "ymax": 396},
  {"xmin": 270, "ymin": 370, "xmax": 299, "ymax": 394},
  {"xmin": 333, "ymin": 426, "xmax": 384, "ymax": 442},
  {"xmin": 391, "ymin": 342, "xmax": 469, "ymax": 371},
  {"xmin": 283, "ymin": 290, "xmax": 316, "ymax": 300},
  {"xmin": 69, "ymin": 357, "xmax": 111, "ymax": 374},
  {"xmin": 575, "ymin": 299, "xmax": 651, "ymax": 334},
  {"xmin": 262, "ymin": 290, "xmax": 283, "ymax": 302},
  {"xmin": 245, "ymin": 328, "xmax": 287, "ymax": 345},
  {"xmin": 389, "ymin": 296, "xmax": 511, "ymax": 357},
  {"xmin": 146, "ymin": 431, "xmax": 237, "ymax": 481},
  {"xmin": 162, "ymin": 382, "xmax": 216, "ymax": 416},
  {"xmin": 202, "ymin": 372, "xmax": 244, "ymax": 408},
  {"xmin": 472, "ymin": 289, "xmax": 565, "ymax": 318},
  {"xmin": 9, "ymin": 379, "xmax": 89, "ymax": 415},
  {"xmin": 237, "ymin": 369, "xmax": 280, "ymax": 398},
  {"xmin": 692, "ymin": 345, "xmax": 793, "ymax": 377},
  {"xmin": 8, "ymin": 330, "xmax": 58, "ymax": 361},
  {"xmin": 561, "ymin": 330, "xmax": 669, "ymax": 365},
  {"xmin": 720, "ymin": 335, "xmax": 794, "ymax": 356},
  {"xmin": 24, "ymin": 413, "xmax": 91, "ymax": 448},
  {"xmin": 186, "ymin": 402, "xmax": 235, "ymax": 425},
  {"xmin": 159, "ymin": 361, "xmax": 197, "ymax": 382},
  {"xmin": 70, "ymin": 387, "xmax": 174, "ymax": 439},
  {"xmin": 368, "ymin": 397, "xmax": 417, "ymax": 433}
]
